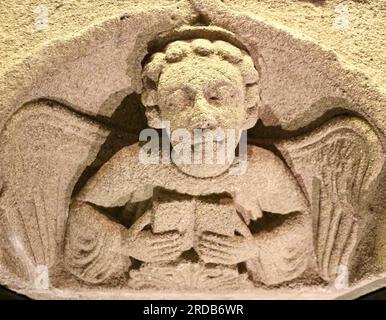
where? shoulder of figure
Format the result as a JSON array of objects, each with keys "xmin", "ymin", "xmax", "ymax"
[
  {"xmin": 241, "ymin": 144, "xmax": 308, "ymax": 214},
  {"xmin": 108, "ymin": 142, "xmax": 143, "ymax": 165},
  {"xmin": 245, "ymin": 144, "xmax": 287, "ymax": 174},
  {"xmin": 76, "ymin": 143, "xmax": 165, "ymax": 206}
]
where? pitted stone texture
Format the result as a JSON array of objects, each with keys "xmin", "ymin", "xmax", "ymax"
[{"xmin": 0, "ymin": 0, "xmax": 385, "ymax": 300}]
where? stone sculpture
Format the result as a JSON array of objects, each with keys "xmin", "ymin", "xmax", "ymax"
[
  {"xmin": 65, "ymin": 34, "xmax": 313, "ymax": 288},
  {"xmin": 0, "ymin": 0, "xmax": 385, "ymax": 299}
]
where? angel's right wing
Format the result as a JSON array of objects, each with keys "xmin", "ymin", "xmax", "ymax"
[
  {"xmin": 0, "ymin": 101, "xmax": 108, "ymax": 282},
  {"xmin": 275, "ymin": 116, "xmax": 384, "ymax": 282}
]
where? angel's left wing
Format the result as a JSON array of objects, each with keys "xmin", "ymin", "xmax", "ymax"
[
  {"xmin": 0, "ymin": 101, "xmax": 108, "ymax": 282},
  {"xmin": 275, "ymin": 116, "xmax": 384, "ymax": 282}
]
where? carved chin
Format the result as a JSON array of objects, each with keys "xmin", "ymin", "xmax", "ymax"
[
  {"xmin": 174, "ymin": 162, "xmax": 233, "ymax": 178},
  {"xmin": 171, "ymin": 142, "xmax": 237, "ymax": 178}
]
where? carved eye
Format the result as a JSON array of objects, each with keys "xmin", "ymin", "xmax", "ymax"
[
  {"xmin": 207, "ymin": 85, "xmax": 236, "ymax": 105},
  {"xmin": 209, "ymin": 94, "xmax": 220, "ymax": 102},
  {"xmin": 207, "ymin": 89, "xmax": 223, "ymax": 104},
  {"xmin": 166, "ymin": 89, "xmax": 192, "ymax": 110}
]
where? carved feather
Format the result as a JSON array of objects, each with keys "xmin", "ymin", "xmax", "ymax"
[
  {"xmin": 0, "ymin": 101, "xmax": 108, "ymax": 279},
  {"xmin": 276, "ymin": 117, "xmax": 384, "ymax": 281}
]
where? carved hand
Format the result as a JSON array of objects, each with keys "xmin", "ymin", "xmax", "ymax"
[
  {"xmin": 123, "ymin": 230, "xmax": 185, "ymax": 263},
  {"xmin": 197, "ymin": 232, "xmax": 257, "ymax": 265}
]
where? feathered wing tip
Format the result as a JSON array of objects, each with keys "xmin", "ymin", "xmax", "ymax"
[
  {"xmin": 0, "ymin": 101, "xmax": 108, "ymax": 283},
  {"xmin": 275, "ymin": 116, "xmax": 384, "ymax": 282}
]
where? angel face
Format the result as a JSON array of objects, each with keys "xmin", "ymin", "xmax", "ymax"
[
  {"xmin": 156, "ymin": 55, "xmax": 246, "ymax": 177},
  {"xmin": 157, "ymin": 54, "xmax": 246, "ymax": 139}
]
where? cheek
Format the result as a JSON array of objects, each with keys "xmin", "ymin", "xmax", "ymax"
[
  {"xmin": 160, "ymin": 107, "xmax": 190, "ymax": 130},
  {"xmin": 218, "ymin": 102, "xmax": 246, "ymax": 128},
  {"xmin": 225, "ymin": 89, "xmax": 246, "ymax": 125}
]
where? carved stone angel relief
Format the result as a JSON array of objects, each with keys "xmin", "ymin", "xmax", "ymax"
[{"xmin": 0, "ymin": 24, "xmax": 384, "ymax": 299}]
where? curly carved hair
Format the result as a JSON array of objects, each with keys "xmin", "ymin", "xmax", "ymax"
[{"xmin": 141, "ymin": 38, "xmax": 260, "ymax": 129}]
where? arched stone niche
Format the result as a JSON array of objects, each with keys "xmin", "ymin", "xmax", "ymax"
[{"xmin": 0, "ymin": 0, "xmax": 385, "ymax": 299}]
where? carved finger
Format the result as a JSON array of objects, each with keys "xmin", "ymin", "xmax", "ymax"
[
  {"xmin": 201, "ymin": 233, "xmax": 233, "ymax": 246},
  {"xmin": 163, "ymin": 247, "xmax": 185, "ymax": 257},
  {"xmin": 150, "ymin": 236, "xmax": 182, "ymax": 248},
  {"xmin": 197, "ymin": 245, "xmax": 234, "ymax": 264},
  {"xmin": 150, "ymin": 241, "xmax": 182, "ymax": 253},
  {"xmin": 200, "ymin": 237, "xmax": 234, "ymax": 250},
  {"xmin": 198, "ymin": 253, "xmax": 223, "ymax": 264},
  {"xmin": 200, "ymin": 252, "xmax": 233, "ymax": 265},
  {"xmin": 152, "ymin": 251, "xmax": 182, "ymax": 262},
  {"xmin": 152, "ymin": 231, "xmax": 180, "ymax": 243},
  {"xmin": 198, "ymin": 243, "xmax": 232, "ymax": 257}
]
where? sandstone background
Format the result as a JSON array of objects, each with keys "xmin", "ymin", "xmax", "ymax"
[
  {"xmin": 0, "ymin": 0, "xmax": 385, "ymax": 95},
  {"xmin": 0, "ymin": 0, "xmax": 385, "ymax": 297}
]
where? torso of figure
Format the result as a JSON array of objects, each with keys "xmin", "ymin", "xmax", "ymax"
[
  {"xmin": 77, "ymin": 143, "xmax": 308, "ymax": 221},
  {"xmin": 64, "ymin": 143, "xmax": 313, "ymax": 287}
]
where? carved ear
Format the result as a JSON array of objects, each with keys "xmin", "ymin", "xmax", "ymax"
[
  {"xmin": 141, "ymin": 84, "xmax": 158, "ymax": 107},
  {"xmin": 242, "ymin": 82, "xmax": 260, "ymax": 129},
  {"xmin": 243, "ymin": 108, "xmax": 259, "ymax": 130},
  {"xmin": 141, "ymin": 79, "xmax": 164, "ymax": 129},
  {"xmin": 144, "ymin": 106, "xmax": 164, "ymax": 129},
  {"xmin": 141, "ymin": 52, "xmax": 164, "ymax": 107}
]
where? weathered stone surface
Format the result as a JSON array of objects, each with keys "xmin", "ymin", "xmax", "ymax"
[{"xmin": 0, "ymin": 0, "xmax": 385, "ymax": 299}]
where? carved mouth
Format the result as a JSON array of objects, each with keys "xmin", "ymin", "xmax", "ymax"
[{"xmin": 191, "ymin": 137, "xmax": 225, "ymax": 147}]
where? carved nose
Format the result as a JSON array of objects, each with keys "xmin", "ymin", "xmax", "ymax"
[
  {"xmin": 192, "ymin": 119, "xmax": 218, "ymax": 130},
  {"xmin": 192, "ymin": 96, "xmax": 218, "ymax": 129}
]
